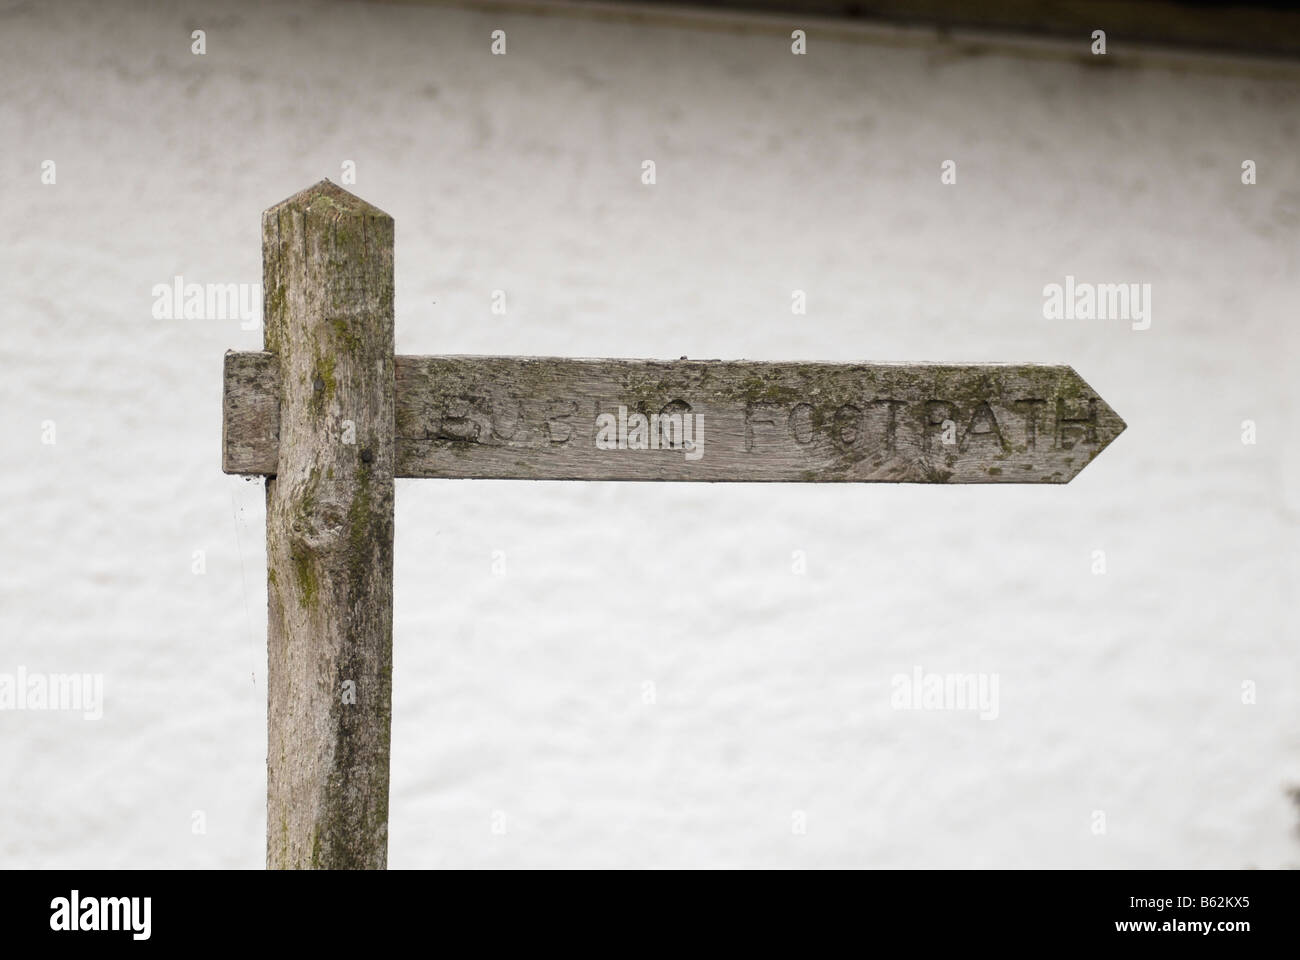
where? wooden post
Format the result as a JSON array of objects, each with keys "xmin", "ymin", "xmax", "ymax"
[{"xmin": 261, "ymin": 181, "xmax": 395, "ymax": 869}]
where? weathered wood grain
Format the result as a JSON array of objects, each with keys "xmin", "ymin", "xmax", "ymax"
[
  {"xmin": 261, "ymin": 181, "xmax": 395, "ymax": 869},
  {"xmin": 222, "ymin": 351, "xmax": 279, "ymax": 474},
  {"xmin": 225, "ymin": 355, "xmax": 1124, "ymax": 483}
]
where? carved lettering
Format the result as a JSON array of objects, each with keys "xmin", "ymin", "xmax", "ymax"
[
  {"xmin": 1014, "ymin": 398, "xmax": 1047, "ymax": 450},
  {"xmin": 834, "ymin": 403, "xmax": 865, "ymax": 449},
  {"xmin": 960, "ymin": 402, "xmax": 1006, "ymax": 453},
  {"xmin": 869, "ymin": 399, "xmax": 905, "ymax": 453},
  {"xmin": 658, "ymin": 399, "xmax": 692, "ymax": 449},
  {"xmin": 490, "ymin": 397, "xmax": 523, "ymax": 441},
  {"xmin": 546, "ymin": 400, "xmax": 577, "ymax": 444},
  {"xmin": 435, "ymin": 396, "xmax": 490, "ymax": 442},
  {"xmin": 745, "ymin": 402, "xmax": 783, "ymax": 452},
  {"xmin": 789, "ymin": 403, "xmax": 816, "ymax": 445},
  {"xmin": 1055, "ymin": 397, "xmax": 1098, "ymax": 449}
]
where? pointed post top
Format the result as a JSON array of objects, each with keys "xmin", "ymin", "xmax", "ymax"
[{"xmin": 264, "ymin": 179, "xmax": 392, "ymax": 221}]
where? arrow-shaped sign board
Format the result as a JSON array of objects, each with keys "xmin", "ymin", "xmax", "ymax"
[{"xmin": 224, "ymin": 353, "xmax": 1124, "ymax": 483}]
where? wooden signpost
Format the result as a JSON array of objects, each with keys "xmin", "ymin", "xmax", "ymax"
[{"xmin": 222, "ymin": 181, "xmax": 1125, "ymax": 869}]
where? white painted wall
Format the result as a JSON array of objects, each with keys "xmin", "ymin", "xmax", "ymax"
[{"xmin": 1, "ymin": 0, "xmax": 1297, "ymax": 868}]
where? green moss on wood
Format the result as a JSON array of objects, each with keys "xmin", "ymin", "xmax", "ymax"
[
  {"xmin": 309, "ymin": 353, "xmax": 337, "ymax": 416},
  {"xmin": 292, "ymin": 551, "xmax": 318, "ymax": 607},
  {"xmin": 330, "ymin": 317, "xmax": 363, "ymax": 355},
  {"xmin": 289, "ymin": 467, "xmax": 323, "ymax": 609}
]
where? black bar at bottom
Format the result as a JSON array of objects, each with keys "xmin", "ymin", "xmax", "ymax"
[{"xmin": 0, "ymin": 868, "xmax": 1287, "ymax": 947}]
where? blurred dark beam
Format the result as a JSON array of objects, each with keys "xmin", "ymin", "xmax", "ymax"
[{"xmin": 556, "ymin": 0, "xmax": 1300, "ymax": 59}]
